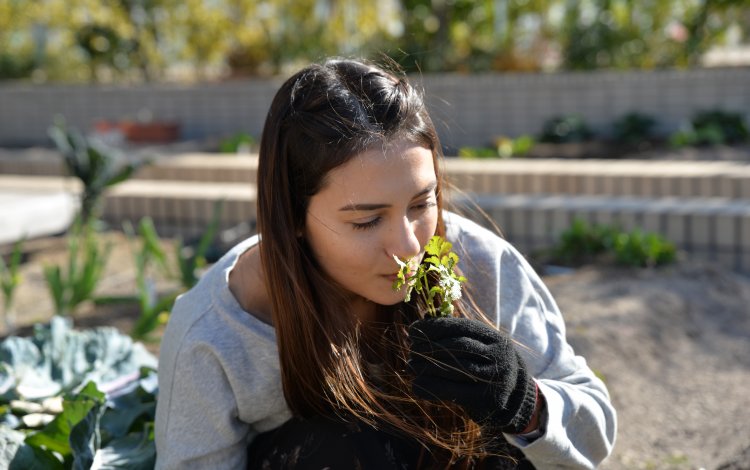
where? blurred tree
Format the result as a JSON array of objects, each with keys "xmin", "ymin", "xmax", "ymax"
[
  {"xmin": 677, "ymin": 0, "xmax": 748, "ymax": 67},
  {"xmin": 559, "ymin": 0, "xmax": 749, "ymax": 70},
  {"xmin": 1, "ymin": 0, "xmax": 747, "ymax": 81}
]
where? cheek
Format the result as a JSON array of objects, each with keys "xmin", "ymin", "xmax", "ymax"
[
  {"xmin": 416, "ymin": 207, "xmax": 440, "ymax": 245},
  {"xmin": 306, "ymin": 224, "xmax": 370, "ymax": 276}
]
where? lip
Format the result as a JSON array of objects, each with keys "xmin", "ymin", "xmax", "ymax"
[{"xmin": 383, "ymin": 269, "xmax": 415, "ymax": 283}]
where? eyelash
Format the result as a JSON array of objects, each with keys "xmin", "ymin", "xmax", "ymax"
[{"xmin": 350, "ymin": 201, "xmax": 436, "ymax": 231}]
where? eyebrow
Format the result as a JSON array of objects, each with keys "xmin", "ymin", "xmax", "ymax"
[{"xmin": 338, "ymin": 182, "xmax": 438, "ymax": 212}]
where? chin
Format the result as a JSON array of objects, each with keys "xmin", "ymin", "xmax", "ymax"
[{"xmin": 371, "ymin": 290, "xmax": 410, "ymax": 307}]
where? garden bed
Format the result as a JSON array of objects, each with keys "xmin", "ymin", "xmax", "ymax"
[{"xmin": 3, "ymin": 230, "xmax": 749, "ymax": 469}]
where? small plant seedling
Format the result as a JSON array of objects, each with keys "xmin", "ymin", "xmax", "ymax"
[{"xmin": 392, "ymin": 236, "xmax": 466, "ymax": 317}]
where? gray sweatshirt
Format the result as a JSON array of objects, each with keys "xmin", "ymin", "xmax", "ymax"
[{"xmin": 155, "ymin": 212, "xmax": 617, "ymax": 469}]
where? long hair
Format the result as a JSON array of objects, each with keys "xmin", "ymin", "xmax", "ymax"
[{"xmin": 257, "ymin": 58, "xmax": 495, "ymax": 466}]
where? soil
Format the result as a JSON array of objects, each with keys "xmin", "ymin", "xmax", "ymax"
[{"xmin": 2, "ymin": 233, "xmax": 750, "ymax": 469}]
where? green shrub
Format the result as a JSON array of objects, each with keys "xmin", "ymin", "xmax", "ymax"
[
  {"xmin": 551, "ymin": 219, "xmax": 676, "ymax": 268},
  {"xmin": 49, "ymin": 119, "xmax": 149, "ymax": 224},
  {"xmin": 495, "ymin": 135, "xmax": 536, "ymax": 158},
  {"xmin": 458, "ymin": 146, "xmax": 498, "ymax": 158},
  {"xmin": 612, "ymin": 230, "xmax": 677, "ymax": 268},
  {"xmin": 459, "ymin": 135, "xmax": 536, "ymax": 159},
  {"xmin": 539, "ymin": 115, "xmax": 594, "ymax": 143},
  {"xmin": 219, "ymin": 132, "xmax": 256, "ymax": 153},
  {"xmin": 552, "ymin": 219, "xmax": 618, "ymax": 266},
  {"xmin": 43, "ymin": 222, "xmax": 111, "ymax": 317},
  {"xmin": 0, "ymin": 53, "xmax": 35, "ymax": 80},
  {"xmin": 670, "ymin": 110, "xmax": 749, "ymax": 147},
  {"xmin": 612, "ymin": 112, "xmax": 657, "ymax": 145}
]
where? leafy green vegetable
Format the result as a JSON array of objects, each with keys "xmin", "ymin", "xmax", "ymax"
[
  {"xmin": 0, "ymin": 317, "xmax": 156, "ymax": 401},
  {"xmin": 393, "ymin": 236, "xmax": 467, "ymax": 317},
  {"xmin": 0, "ymin": 319, "xmax": 158, "ymax": 469}
]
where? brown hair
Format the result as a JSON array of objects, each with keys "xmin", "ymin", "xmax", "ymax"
[{"xmin": 257, "ymin": 58, "xmax": 492, "ymax": 466}]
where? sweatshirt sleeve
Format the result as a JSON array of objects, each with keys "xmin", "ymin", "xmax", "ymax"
[
  {"xmin": 447, "ymin": 213, "xmax": 617, "ymax": 469},
  {"xmin": 155, "ymin": 333, "xmax": 251, "ymax": 469}
]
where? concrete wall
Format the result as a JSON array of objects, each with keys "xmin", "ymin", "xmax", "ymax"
[{"xmin": 1, "ymin": 67, "xmax": 749, "ymax": 149}]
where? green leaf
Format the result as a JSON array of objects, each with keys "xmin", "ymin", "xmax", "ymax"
[
  {"xmin": 93, "ymin": 429, "xmax": 156, "ymax": 470},
  {"xmin": 8, "ymin": 441, "xmax": 64, "ymax": 470},
  {"xmin": 25, "ymin": 382, "xmax": 104, "ymax": 457},
  {"xmin": 137, "ymin": 218, "xmax": 169, "ymax": 275},
  {"xmin": 423, "ymin": 256, "xmax": 440, "ymax": 266},
  {"xmin": 70, "ymin": 394, "xmax": 106, "ymax": 470},
  {"xmin": 0, "ymin": 317, "xmax": 157, "ymax": 401},
  {"xmin": 100, "ymin": 379, "xmax": 157, "ymax": 440}
]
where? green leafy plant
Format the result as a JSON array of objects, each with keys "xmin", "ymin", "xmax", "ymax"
[
  {"xmin": 458, "ymin": 146, "xmax": 498, "ymax": 159},
  {"xmin": 670, "ymin": 110, "xmax": 749, "ymax": 147},
  {"xmin": 539, "ymin": 115, "xmax": 594, "ymax": 143},
  {"xmin": 0, "ymin": 318, "xmax": 158, "ymax": 469},
  {"xmin": 392, "ymin": 236, "xmax": 466, "ymax": 317},
  {"xmin": 459, "ymin": 135, "xmax": 536, "ymax": 159},
  {"xmin": 48, "ymin": 119, "xmax": 149, "ymax": 224},
  {"xmin": 219, "ymin": 132, "xmax": 256, "ymax": 153},
  {"xmin": 552, "ymin": 219, "xmax": 619, "ymax": 266},
  {"xmin": 173, "ymin": 200, "xmax": 224, "ymax": 290},
  {"xmin": 125, "ymin": 218, "xmax": 179, "ymax": 341},
  {"xmin": 121, "ymin": 203, "xmax": 223, "ymax": 338},
  {"xmin": 43, "ymin": 222, "xmax": 111, "ymax": 316},
  {"xmin": 0, "ymin": 239, "xmax": 24, "ymax": 332},
  {"xmin": 612, "ymin": 112, "xmax": 657, "ymax": 146},
  {"xmin": 550, "ymin": 219, "xmax": 676, "ymax": 268},
  {"xmin": 612, "ymin": 230, "xmax": 677, "ymax": 268}
]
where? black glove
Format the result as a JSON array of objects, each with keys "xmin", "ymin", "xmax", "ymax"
[{"xmin": 408, "ymin": 317, "xmax": 537, "ymax": 434}]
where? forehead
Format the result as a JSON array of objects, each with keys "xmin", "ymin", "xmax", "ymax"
[{"xmin": 321, "ymin": 140, "xmax": 436, "ymax": 195}]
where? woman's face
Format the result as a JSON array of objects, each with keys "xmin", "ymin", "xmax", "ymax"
[{"xmin": 304, "ymin": 138, "xmax": 439, "ymax": 315}]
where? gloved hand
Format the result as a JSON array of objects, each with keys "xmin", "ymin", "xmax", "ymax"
[{"xmin": 408, "ymin": 316, "xmax": 538, "ymax": 434}]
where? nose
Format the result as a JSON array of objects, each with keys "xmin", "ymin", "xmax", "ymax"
[{"xmin": 387, "ymin": 216, "xmax": 422, "ymax": 260}]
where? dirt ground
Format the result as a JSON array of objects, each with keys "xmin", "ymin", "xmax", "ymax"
[
  {"xmin": 3, "ymin": 233, "xmax": 750, "ymax": 469},
  {"xmin": 546, "ymin": 263, "xmax": 750, "ymax": 469}
]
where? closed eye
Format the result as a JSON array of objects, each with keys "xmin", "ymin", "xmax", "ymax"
[
  {"xmin": 411, "ymin": 200, "xmax": 437, "ymax": 211},
  {"xmin": 351, "ymin": 217, "xmax": 381, "ymax": 230}
]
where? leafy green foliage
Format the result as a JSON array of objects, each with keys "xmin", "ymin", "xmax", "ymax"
[
  {"xmin": 1, "ymin": 239, "xmax": 24, "ymax": 331},
  {"xmin": 393, "ymin": 236, "xmax": 466, "ymax": 317},
  {"xmin": 458, "ymin": 146, "xmax": 498, "ymax": 159},
  {"xmin": 539, "ymin": 115, "xmax": 594, "ymax": 143},
  {"xmin": 43, "ymin": 223, "xmax": 111, "ymax": 317},
  {"xmin": 550, "ymin": 219, "xmax": 677, "ymax": 268},
  {"xmin": 219, "ymin": 132, "xmax": 256, "ymax": 153},
  {"xmin": 173, "ymin": 200, "xmax": 224, "ymax": 290},
  {"xmin": 459, "ymin": 135, "xmax": 536, "ymax": 159},
  {"xmin": 0, "ymin": 317, "xmax": 156, "ymax": 401},
  {"xmin": 48, "ymin": 119, "xmax": 149, "ymax": 224},
  {"xmin": 0, "ymin": 318, "xmax": 158, "ymax": 469},
  {"xmin": 612, "ymin": 112, "xmax": 658, "ymax": 146},
  {"xmin": 0, "ymin": 53, "xmax": 35, "ymax": 81},
  {"xmin": 124, "ymin": 218, "xmax": 178, "ymax": 341},
  {"xmin": 3, "ymin": 0, "xmax": 749, "ymax": 81},
  {"xmin": 670, "ymin": 110, "xmax": 749, "ymax": 147},
  {"xmin": 122, "ymin": 204, "xmax": 222, "ymax": 339},
  {"xmin": 500, "ymin": 135, "xmax": 535, "ymax": 158},
  {"xmin": 552, "ymin": 219, "xmax": 617, "ymax": 266},
  {"xmin": 612, "ymin": 230, "xmax": 678, "ymax": 268}
]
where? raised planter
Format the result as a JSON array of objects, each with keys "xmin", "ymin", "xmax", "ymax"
[{"xmin": 94, "ymin": 120, "xmax": 181, "ymax": 143}]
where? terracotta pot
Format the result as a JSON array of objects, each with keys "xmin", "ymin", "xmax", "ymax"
[{"xmin": 118, "ymin": 121, "xmax": 180, "ymax": 143}]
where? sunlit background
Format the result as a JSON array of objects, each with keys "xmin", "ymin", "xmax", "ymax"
[{"xmin": 2, "ymin": 0, "xmax": 749, "ymax": 83}]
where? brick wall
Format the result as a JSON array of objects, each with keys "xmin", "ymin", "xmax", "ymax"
[{"xmin": 1, "ymin": 67, "xmax": 748, "ymax": 149}]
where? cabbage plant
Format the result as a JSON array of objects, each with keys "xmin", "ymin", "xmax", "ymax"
[{"xmin": 0, "ymin": 317, "xmax": 158, "ymax": 469}]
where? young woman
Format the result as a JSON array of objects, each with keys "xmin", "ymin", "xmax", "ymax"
[{"xmin": 155, "ymin": 58, "xmax": 616, "ymax": 469}]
